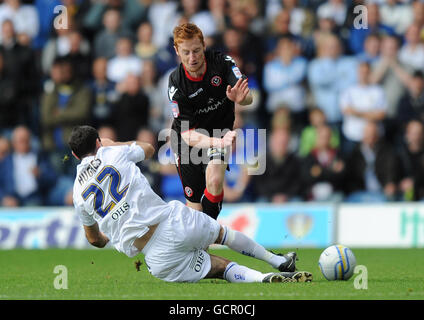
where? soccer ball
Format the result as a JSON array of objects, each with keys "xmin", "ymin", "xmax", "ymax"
[{"xmin": 318, "ymin": 245, "xmax": 356, "ymax": 281}]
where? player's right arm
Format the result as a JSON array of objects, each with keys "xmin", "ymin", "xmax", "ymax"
[
  {"xmin": 83, "ymin": 223, "xmax": 109, "ymax": 248},
  {"xmin": 74, "ymin": 201, "xmax": 109, "ymax": 248},
  {"xmin": 181, "ymin": 129, "xmax": 236, "ymax": 149}
]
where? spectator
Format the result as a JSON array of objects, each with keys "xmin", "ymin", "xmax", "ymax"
[
  {"xmin": 32, "ymin": 0, "xmax": 92, "ymax": 50},
  {"xmin": 379, "ymin": 0, "xmax": 413, "ymax": 35},
  {"xmin": 89, "ymin": 57, "xmax": 119, "ymax": 128},
  {"xmin": 370, "ymin": 34, "xmax": 413, "ymax": 118},
  {"xmin": 307, "ymin": 33, "xmax": 358, "ymax": 125},
  {"xmin": 317, "ymin": 0, "xmax": 347, "ymax": 28},
  {"xmin": 140, "ymin": 59, "xmax": 168, "ymax": 133},
  {"xmin": 0, "ymin": 0, "xmax": 39, "ymax": 45},
  {"xmin": 177, "ymin": 0, "xmax": 217, "ymax": 40},
  {"xmin": 0, "ymin": 135, "xmax": 10, "ymax": 203},
  {"xmin": 397, "ymin": 120, "xmax": 424, "ymax": 201},
  {"xmin": 229, "ymin": 0, "xmax": 265, "ymax": 37},
  {"xmin": 399, "ymin": 23, "xmax": 424, "ymax": 73},
  {"xmin": 264, "ymin": 10, "xmax": 294, "ymax": 58},
  {"xmin": 112, "ymin": 73, "xmax": 149, "ymax": 141},
  {"xmin": 227, "ymin": 6, "xmax": 264, "ymax": 82},
  {"xmin": 0, "ymin": 126, "xmax": 57, "ymax": 207},
  {"xmin": 0, "ymin": 19, "xmax": 38, "ymax": 128},
  {"xmin": 204, "ymin": 0, "xmax": 227, "ymax": 36},
  {"xmin": 411, "ymin": 0, "xmax": 424, "ymax": 31},
  {"xmin": 253, "ymin": 128, "xmax": 302, "ymax": 203},
  {"xmin": 396, "ymin": 70, "xmax": 424, "ymax": 129},
  {"xmin": 0, "ymin": 135, "xmax": 10, "ymax": 161},
  {"xmin": 106, "ymin": 36, "xmax": 143, "ymax": 83},
  {"xmin": 356, "ymin": 33, "xmax": 381, "ymax": 65},
  {"xmin": 298, "ymin": 107, "xmax": 340, "ymax": 157},
  {"xmin": 308, "ymin": 6, "xmax": 341, "ymax": 58},
  {"xmin": 0, "ymin": 51, "xmax": 19, "ymax": 130},
  {"xmin": 83, "ymin": 0, "xmax": 148, "ymax": 35},
  {"xmin": 344, "ymin": 121, "xmax": 399, "ymax": 202},
  {"xmin": 339, "ymin": 61, "xmax": 387, "ymax": 154},
  {"xmin": 263, "ymin": 35, "xmax": 308, "ymax": 126},
  {"xmin": 348, "ymin": 2, "xmax": 396, "ymax": 55},
  {"xmin": 41, "ymin": 18, "xmax": 91, "ymax": 75},
  {"xmin": 63, "ymin": 30, "xmax": 92, "ymax": 81},
  {"xmin": 266, "ymin": 0, "xmax": 312, "ymax": 37},
  {"xmin": 147, "ymin": 0, "xmax": 178, "ymax": 49},
  {"xmin": 94, "ymin": 8, "xmax": 133, "ymax": 60},
  {"xmin": 135, "ymin": 21, "xmax": 159, "ymax": 61},
  {"xmin": 40, "ymin": 57, "xmax": 91, "ymax": 173},
  {"xmin": 301, "ymin": 125, "xmax": 345, "ymax": 201}
]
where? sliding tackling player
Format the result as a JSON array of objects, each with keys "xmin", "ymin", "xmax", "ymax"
[{"xmin": 69, "ymin": 125, "xmax": 311, "ymax": 283}]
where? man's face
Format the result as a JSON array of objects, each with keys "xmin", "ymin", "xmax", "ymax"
[{"xmin": 174, "ymin": 37, "xmax": 205, "ymax": 74}]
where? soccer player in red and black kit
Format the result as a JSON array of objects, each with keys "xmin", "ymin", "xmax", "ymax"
[{"xmin": 168, "ymin": 23, "xmax": 253, "ymax": 219}]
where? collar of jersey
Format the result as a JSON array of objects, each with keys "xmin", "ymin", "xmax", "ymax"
[
  {"xmin": 183, "ymin": 59, "xmax": 207, "ymax": 82},
  {"xmin": 80, "ymin": 155, "xmax": 95, "ymax": 165}
]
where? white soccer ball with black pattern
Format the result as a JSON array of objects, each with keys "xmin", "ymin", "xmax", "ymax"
[{"xmin": 318, "ymin": 245, "xmax": 356, "ymax": 281}]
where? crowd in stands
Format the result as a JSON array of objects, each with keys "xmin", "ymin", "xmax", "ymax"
[{"xmin": 1, "ymin": 0, "xmax": 424, "ymax": 207}]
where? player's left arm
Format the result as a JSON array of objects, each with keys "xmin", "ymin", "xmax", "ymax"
[
  {"xmin": 222, "ymin": 54, "xmax": 253, "ymax": 106},
  {"xmin": 100, "ymin": 138, "xmax": 155, "ymax": 160},
  {"xmin": 83, "ymin": 223, "xmax": 109, "ymax": 248},
  {"xmin": 226, "ymin": 78, "xmax": 253, "ymax": 106}
]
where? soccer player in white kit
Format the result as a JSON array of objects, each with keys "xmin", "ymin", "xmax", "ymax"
[{"xmin": 69, "ymin": 125, "xmax": 313, "ymax": 283}]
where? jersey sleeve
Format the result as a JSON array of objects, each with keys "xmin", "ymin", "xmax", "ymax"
[
  {"xmin": 168, "ymin": 72, "xmax": 198, "ymax": 132},
  {"xmin": 75, "ymin": 203, "xmax": 97, "ymax": 226},
  {"xmin": 217, "ymin": 52, "xmax": 246, "ymax": 87},
  {"xmin": 126, "ymin": 142, "xmax": 146, "ymax": 163}
]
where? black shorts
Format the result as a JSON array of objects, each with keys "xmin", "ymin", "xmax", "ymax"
[
  {"xmin": 175, "ymin": 155, "xmax": 207, "ymax": 203},
  {"xmin": 174, "ymin": 148, "xmax": 230, "ymax": 203}
]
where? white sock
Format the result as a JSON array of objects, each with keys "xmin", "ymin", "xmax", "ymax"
[
  {"xmin": 223, "ymin": 262, "xmax": 266, "ymax": 283},
  {"xmin": 220, "ymin": 226, "xmax": 287, "ymax": 269}
]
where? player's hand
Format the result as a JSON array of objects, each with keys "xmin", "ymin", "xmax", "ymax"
[
  {"xmin": 226, "ymin": 78, "xmax": 250, "ymax": 104},
  {"xmin": 221, "ymin": 130, "xmax": 237, "ymax": 147}
]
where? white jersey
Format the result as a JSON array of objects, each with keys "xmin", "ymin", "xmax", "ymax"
[{"xmin": 72, "ymin": 143, "xmax": 172, "ymax": 257}]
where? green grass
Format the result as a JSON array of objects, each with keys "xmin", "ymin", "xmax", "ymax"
[{"xmin": 0, "ymin": 248, "xmax": 423, "ymax": 300}]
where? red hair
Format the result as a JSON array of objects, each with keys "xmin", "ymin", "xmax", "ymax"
[{"xmin": 173, "ymin": 23, "xmax": 205, "ymax": 49}]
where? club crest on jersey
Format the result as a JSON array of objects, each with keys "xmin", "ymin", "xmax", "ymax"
[
  {"xmin": 184, "ymin": 186, "xmax": 193, "ymax": 197},
  {"xmin": 211, "ymin": 75, "xmax": 222, "ymax": 87},
  {"xmin": 170, "ymin": 100, "xmax": 180, "ymax": 118}
]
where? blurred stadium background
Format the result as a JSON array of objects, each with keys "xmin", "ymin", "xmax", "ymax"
[{"xmin": 1, "ymin": 0, "xmax": 424, "ymax": 253}]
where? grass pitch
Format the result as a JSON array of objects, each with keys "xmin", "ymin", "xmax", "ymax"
[{"xmin": 0, "ymin": 248, "xmax": 423, "ymax": 300}]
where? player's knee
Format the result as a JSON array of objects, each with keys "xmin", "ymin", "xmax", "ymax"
[
  {"xmin": 206, "ymin": 175, "xmax": 224, "ymax": 193},
  {"xmin": 207, "ymin": 255, "xmax": 231, "ymax": 279},
  {"xmin": 215, "ymin": 226, "xmax": 226, "ymax": 244}
]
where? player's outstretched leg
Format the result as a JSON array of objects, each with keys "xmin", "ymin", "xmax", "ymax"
[
  {"xmin": 205, "ymin": 254, "xmax": 312, "ymax": 283},
  {"xmin": 216, "ymin": 225, "xmax": 298, "ymax": 272}
]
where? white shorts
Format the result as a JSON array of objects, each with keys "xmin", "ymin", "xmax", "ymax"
[{"xmin": 141, "ymin": 201, "xmax": 221, "ymax": 282}]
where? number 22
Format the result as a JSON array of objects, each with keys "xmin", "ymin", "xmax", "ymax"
[{"xmin": 82, "ymin": 166, "xmax": 129, "ymax": 217}]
